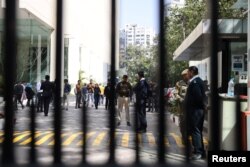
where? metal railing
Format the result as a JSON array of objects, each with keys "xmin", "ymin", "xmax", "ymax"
[{"xmin": 1, "ymin": 0, "xmax": 243, "ymax": 167}]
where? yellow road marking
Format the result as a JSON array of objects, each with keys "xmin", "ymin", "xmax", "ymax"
[
  {"xmin": 62, "ymin": 132, "xmax": 82, "ymax": 146},
  {"xmin": 92, "ymin": 132, "xmax": 106, "ymax": 146},
  {"xmin": 49, "ymin": 133, "xmax": 70, "ymax": 145},
  {"xmin": 35, "ymin": 132, "xmax": 54, "ymax": 145},
  {"xmin": 13, "ymin": 132, "xmax": 31, "ymax": 143},
  {"xmin": 147, "ymin": 133, "xmax": 156, "ymax": 146},
  {"xmin": 77, "ymin": 131, "xmax": 96, "ymax": 146},
  {"xmin": 170, "ymin": 133, "xmax": 184, "ymax": 147},
  {"xmin": 20, "ymin": 132, "xmax": 50, "ymax": 145},
  {"xmin": 121, "ymin": 132, "xmax": 129, "ymax": 147},
  {"xmin": 0, "ymin": 131, "xmax": 31, "ymax": 143}
]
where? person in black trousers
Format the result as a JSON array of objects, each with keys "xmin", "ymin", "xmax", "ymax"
[
  {"xmin": 133, "ymin": 71, "xmax": 149, "ymax": 133},
  {"xmin": 104, "ymin": 81, "xmax": 111, "ymax": 110},
  {"xmin": 93, "ymin": 83, "xmax": 101, "ymax": 109},
  {"xmin": 184, "ymin": 66, "xmax": 207, "ymax": 160},
  {"xmin": 40, "ymin": 75, "xmax": 54, "ymax": 116}
]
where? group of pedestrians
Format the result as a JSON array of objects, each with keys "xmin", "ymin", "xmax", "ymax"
[
  {"xmin": 14, "ymin": 81, "xmax": 35, "ymax": 110},
  {"xmin": 72, "ymin": 79, "xmax": 104, "ymax": 110},
  {"xmin": 14, "ymin": 75, "xmax": 54, "ymax": 117}
]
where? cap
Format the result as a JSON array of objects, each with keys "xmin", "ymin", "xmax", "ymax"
[{"xmin": 181, "ymin": 69, "xmax": 188, "ymax": 75}]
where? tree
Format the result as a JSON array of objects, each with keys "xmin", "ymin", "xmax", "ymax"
[
  {"xmin": 163, "ymin": 0, "xmax": 245, "ymax": 86},
  {"xmin": 123, "ymin": 45, "xmax": 156, "ymax": 85}
]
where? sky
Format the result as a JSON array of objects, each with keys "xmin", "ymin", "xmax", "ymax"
[{"xmin": 120, "ymin": 0, "xmax": 159, "ymax": 32}]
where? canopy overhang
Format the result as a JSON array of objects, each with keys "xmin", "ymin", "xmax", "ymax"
[{"xmin": 173, "ymin": 19, "xmax": 247, "ymax": 61}]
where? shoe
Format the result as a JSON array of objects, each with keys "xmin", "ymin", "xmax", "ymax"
[
  {"xmin": 44, "ymin": 114, "xmax": 48, "ymax": 116},
  {"xmin": 190, "ymin": 154, "xmax": 202, "ymax": 160},
  {"xmin": 127, "ymin": 122, "xmax": 131, "ymax": 126},
  {"xmin": 66, "ymin": 108, "xmax": 68, "ymax": 111},
  {"xmin": 117, "ymin": 122, "xmax": 120, "ymax": 126}
]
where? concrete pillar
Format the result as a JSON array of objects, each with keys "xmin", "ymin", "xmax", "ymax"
[
  {"xmin": 37, "ymin": 35, "xmax": 41, "ymax": 83},
  {"xmin": 50, "ymin": 31, "xmax": 56, "ymax": 81}
]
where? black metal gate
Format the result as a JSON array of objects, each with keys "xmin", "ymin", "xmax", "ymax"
[{"xmin": 0, "ymin": 0, "xmax": 242, "ymax": 167}]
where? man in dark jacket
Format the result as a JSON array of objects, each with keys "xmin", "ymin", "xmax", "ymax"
[
  {"xmin": 133, "ymin": 71, "xmax": 149, "ymax": 133},
  {"xmin": 40, "ymin": 75, "xmax": 54, "ymax": 116},
  {"xmin": 184, "ymin": 66, "xmax": 207, "ymax": 160}
]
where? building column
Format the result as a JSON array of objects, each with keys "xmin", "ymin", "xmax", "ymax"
[{"xmin": 37, "ymin": 35, "xmax": 41, "ymax": 83}]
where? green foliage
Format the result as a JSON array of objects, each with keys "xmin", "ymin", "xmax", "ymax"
[
  {"xmin": 124, "ymin": 45, "xmax": 156, "ymax": 85},
  {"xmin": 121, "ymin": 0, "xmax": 244, "ymax": 87},
  {"xmin": 164, "ymin": 0, "xmax": 244, "ymax": 86}
]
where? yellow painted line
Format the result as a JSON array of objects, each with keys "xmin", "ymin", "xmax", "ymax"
[
  {"xmin": 14, "ymin": 131, "xmax": 30, "ymax": 135},
  {"xmin": 170, "ymin": 133, "xmax": 184, "ymax": 147},
  {"xmin": 62, "ymin": 132, "xmax": 82, "ymax": 146},
  {"xmin": 147, "ymin": 133, "xmax": 156, "ymax": 147},
  {"xmin": 121, "ymin": 132, "xmax": 129, "ymax": 147},
  {"xmin": 77, "ymin": 131, "xmax": 96, "ymax": 146},
  {"xmin": 49, "ymin": 133, "xmax": 70, "ymax": 146},
  {"xmin": 0, "ymin": 131, "xmax": 31, "ymax": 143},
  {"xmin": 92, "ymin": 132, "xmax": 107, "ymax": 146},
  {"xmin": 35, "ymin": 132, "xmax": 54, "ymax": 145},
  {"xmin": 13, "ymin": 132, "xmax": 31, "ymax": 143},
  {"xmin": 19, "ymin": 132, "xmax": 50, "ymax": 145},
  {"xmin": 165, "ymin": 137, "xmax": 170, "ymax": 147}
]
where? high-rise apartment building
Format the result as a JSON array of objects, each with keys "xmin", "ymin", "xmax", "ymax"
[
  {"xmin": 118, "ymin": 24, "xmax": 156, "ymax": 70},
  {"xmin": 122, "ymin": 24, "xmax": 156, "ymax": 48}
]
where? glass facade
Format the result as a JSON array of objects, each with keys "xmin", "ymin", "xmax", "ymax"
[{"xmin": 0, "ymin": 14, "xmax": 52, "ymax": 84}]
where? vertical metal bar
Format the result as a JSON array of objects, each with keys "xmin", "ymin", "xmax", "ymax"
[
  {"xmin": 135, "ymin": 98, "xmax": 140, "ymax": 164},
  {"xmin": 81, "ymin": 103, "xmax": 88, "ymax": 163},
  {"xmin": 54, "ymin": 0, "xmax": 63, "ymax": 164},
  {"xmin": 158, "ymin": 0, "xmax": 166, "ymax": 163},
  {"xmin": 109, "ymin": 0, "xmax": 116, "ymax": 163},
  {"xmin": 30, "ymin": 100, "xmax": 36, "ymax": 163},
  {"xmin": 209, "ymin": 0, "xmax": 220, "ymax": 151},
  {"xmin": 2, "ymin": 0, "xmax": 17, "ymax": 164},
  {"xmin": 235, "ymin": 95, "xmax": 242, "ymax": 150}
]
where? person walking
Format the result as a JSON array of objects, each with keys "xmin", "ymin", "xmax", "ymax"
[
  {"xmin": 93, "ymin": 83, "xmax": 101, "ymax": 109},
  {"xmin": 40, "ymin": 75, "xmax": 54, "ymax": 116},
  {"xmin": 133, "ymin": 71, "xmax": 149, "ymax": 133},
  {"xmin": 104, "ymin": 81, "xmax": 111, "ymax": 110},
  {"xmin": 184, "ymin": 66, "xmax": 207, "ymax": 160},
  {"xmin": 116, "ymin": 75, "xmax": 132, "ymax": 126},
  {"xmin": 81, "ymin": 83, "xmax": 89, "ymax": 108},
  {"xmin": 174, "ymin": 69, "xmax": 189, "ymax": 145},
  {"xmin": 25, "ymin": 83, "xmax": 35, "ymax": 107},
  {"xmin": 14, "ymin": 81, "xmax": 25, "ymax": 110},
  {"xmin": 36, "ymin": 80, "xmax": 44, "ymax": 112},
  {"xmin": 87, "ymin": 79, "xmax": 95, "ymax": 107},
  {"xmin": 63, "ymin": 79, "xmax": 71, "ymax": 110},
  {"xmin": 75, "ymin": 80, "xmax": 82, "ymax": 109},
  {"xmin": 99, "ymin": 84, "xmax": 104, "ymax": 105}
]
